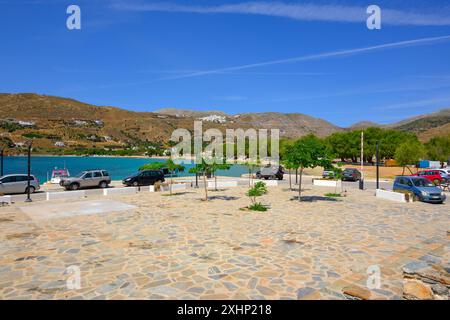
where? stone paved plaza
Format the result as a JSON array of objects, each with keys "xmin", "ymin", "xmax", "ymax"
[{"xmin": 0, "ymin": 185, "xmax": 448, "ymax": 299}]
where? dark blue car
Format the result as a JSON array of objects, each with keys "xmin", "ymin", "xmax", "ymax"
[{"xmin": 393, "ymin": 176, "xmax": 446, "ymax": 204}]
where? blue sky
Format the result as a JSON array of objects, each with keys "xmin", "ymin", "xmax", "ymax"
[{"xmin": 1, "ymin": 0, "xmax": 450, "ymax": 126}]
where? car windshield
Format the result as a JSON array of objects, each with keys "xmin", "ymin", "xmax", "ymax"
[
  {"xmin": 75, "ymin": 172, "xmax": 87, "ymax": 178},
  {"xmin": 413, "ymin": 179, "xmax": 434, "ymax": 187}
]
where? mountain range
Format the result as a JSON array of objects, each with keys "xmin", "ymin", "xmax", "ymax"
[{"xmin": 0, "ymin": 93, "xmax": 448, "ymax": 153}]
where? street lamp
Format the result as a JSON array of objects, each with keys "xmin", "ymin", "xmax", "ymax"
[{"xmin": 25, "ymin": 140, "xmax": 33, "ymax": 202}]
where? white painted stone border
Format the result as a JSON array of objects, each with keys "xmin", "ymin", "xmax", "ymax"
[
  {"xmin": 161, "ymin": 183, "xmax": 188, "ymax": 192},
  {"xmin": 46, "ymin": 190, "xmax": 85, "ymax": 201},
  {"xmin": 251, "ymin": 180, "xmax": 279, "ymax": 187},
  {"xmin": 103, "ymin": 187, "xmax": 138, "ymax": 196},
  {"xmin": 376, "ymin": 189, "xmax": 407, "ymax": 203},
  {"xmin": 313, "ymin": 179, "xmax": 342, "ymax": 188},
  {"xmin": 0, "ymin": 195, "xmax": 12, "ymax": 205},
  {"xmin": 207, "ymin": 180, "xmax": 238, "ymax": 189}
]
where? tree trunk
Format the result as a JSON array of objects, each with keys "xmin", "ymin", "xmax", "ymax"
[
  {"xmin": 203, "ymin": 172, "xmax": 208, "ymax": 201},
  {"xmin": 248, "ymin": 167, "xmax": 251, "ymax": 187},
  {"xmin": 170, "ymin": 170, "xmax": 173, "ymax": 195},
  {"xmin": 289, "ymin": 168, "xmax": 292, "ymax": 190},
  {"xmin": 295, "ymin": 168, "xmax": 298, "ymax": 185},
  {"xmin": 298, "ymin": 167, "xmax": 304, "ymax": 202},
  {"xmin": 402, "ymin": 166, "xmax": 405, "ymax": 175},
  {"xmin": 214, "ymin": 175, "xmax": 218, "ymax": 191}
]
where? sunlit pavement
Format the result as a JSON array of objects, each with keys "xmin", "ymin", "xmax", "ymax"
[{"xmin": 0, "ymin": 184, "xmax": 447, "ymax": 299}]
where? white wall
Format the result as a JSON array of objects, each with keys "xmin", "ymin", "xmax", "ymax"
[
  {"xmin": 376, "ymin": 189, "xmax": 407, "ymax": 203},
  {"xmin": 161, "ymin": 183, "xmax": 187, "ymax": 192},
  {"xmin": 103, "ymin": 187, "xmax": 138, "ymax": 196},
  {"xmin": 46, "ymin": 190, "xmax": 85, "ymax": 201},
  {"xmin": 207, "ymin": 180, "xmax": 238, "ymax": 189},
  {"xmin": 313, "ymin": 179, "xmax": 341, "ymax": 188},
  {"xmin": 0, "ymin": 195, "xmax": 12, "ymax": 205},
  {"xmin": 251, "ymin": 180, "xmax": 278, "ymax": 187}
]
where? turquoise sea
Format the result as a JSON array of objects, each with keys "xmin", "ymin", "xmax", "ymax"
[{"xmin": 2, "ymin": 156, "xmax": 249, "ymax": 184}]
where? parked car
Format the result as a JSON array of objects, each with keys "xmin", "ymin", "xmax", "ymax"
[
  {"xmin": 437, "ymin": 169, "xmax": 450, "ymax": 180},
  {"xmin": 322, "ymin": 169, "xmax": 335, "ymax": 179},
  {"xmin": 255, "ymin": 165, "xmax": 284, "ymax": 180},
  {"xmin": 60, "ymin": 170, "xmax": 111, "ymax": 191},
  {"xmin": 411, "ymin": 170, "xmax": 447, "ymax": 185},
  {"xmin": 122, "ymin": 170, "xmax": 165, "ymax": 187},
  {"xmin": 0, "ymin": 174, "xmax": 40, "ymax": 194},
  {"xmin": 393, "ymin": 176, "xmax": 446, "ymax": 204},
  {"xmin": 341, "ymin": 168, "xmax": 361, "ymax": 181}
]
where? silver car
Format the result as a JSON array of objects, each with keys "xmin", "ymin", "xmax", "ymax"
[
  {"xmin": 0, "ymin": 174, "xmax": 40, "ymax": 195},
  {"xmin": 60, "ymin": 170, "xmax": 111, "ymax": 191}
]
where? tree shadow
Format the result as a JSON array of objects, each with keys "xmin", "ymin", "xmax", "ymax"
[
  {"xmin": 208, "ymin": 196, "xmax": 240, "ymax": 201},
  {"xmin": 290, "ymin": 196, "xmax": 339, "ymax": 202},
  {"xmin": 161, "ymin": 192, "xmax": 195, "ymax": 197}
]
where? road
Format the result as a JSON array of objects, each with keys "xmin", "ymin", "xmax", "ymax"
[{"xmin": 5, "ymin": 176, "xmax": 391, "ymax": 205}]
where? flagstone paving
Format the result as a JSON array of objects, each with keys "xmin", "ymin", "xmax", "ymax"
[{"xmin": 0, "ymin": 186, "xmax": 448, "ymax": 299}]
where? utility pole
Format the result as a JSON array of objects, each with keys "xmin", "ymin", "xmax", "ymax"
[
  {"xmin": 359, "ymin": 131, "xmax": 364, "ymax": 190},
  {"xmin": 25, "ymin": 141, "xmax": 33, "ymax": 202},
  {"xmin": 376, "ymin": 141, "xmax": 380, "ymax": 190}
]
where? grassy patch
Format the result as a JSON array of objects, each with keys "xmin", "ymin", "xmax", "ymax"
[
  {"xmin": 324, "ymin": 193, "xmax": 342, "ymax": 198},
  {"xmin": 248, "ymin": 202, "xmax": 268, "ymax": 212}
]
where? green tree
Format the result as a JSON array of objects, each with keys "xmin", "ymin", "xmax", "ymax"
[
  {"xmin": 139, "ymin": 160, "xmax": 185, "ymax": 195},
  {"xmin": 188, "ymin": 159, "xmax": 210, "ymax": 201},
  {"xmin": 246, "ymin": 181, "xmax": 268, "ymax": 211},
  {"xmin": 243, "ymin": 158, "xmax": 261, "ymax": 187},
  {"xmin": 425, "ymin": 135, "xmax": 450, "ymax": 164},
  {"xmin": 395, "ymin": 141, "xmax": 426, "ymax": 175},
  {"xmin": 139, "ymin": 161, "xmax": 166, "ymax": 171},
  {"xmin": 209, "ymin": 158, "xmax": 231, "ymax": 191},
  {"xmin": 166, "ymin": 159, "xmax": 185, "ymax": 195},
  {"xmin": 285, "ymin": 135, "xmax": 334, "ymax": 202}
]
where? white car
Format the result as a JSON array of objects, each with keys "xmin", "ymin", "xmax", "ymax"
[{"xmin": 438, "ymin": 169, "xmax": 450, "ymax": 180}]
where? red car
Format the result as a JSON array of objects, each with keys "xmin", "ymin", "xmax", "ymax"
[{"xmin": 411, "ymin": 170, "xmax": 446, "ymax": 185}]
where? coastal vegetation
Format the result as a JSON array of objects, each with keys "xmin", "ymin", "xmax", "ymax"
[
  {"xmin": 283, "ymin": 135, "xmax": 334, "ymax": 202},
  {"xmin": 246, "ymin": 181, "xmax": 268, "ymax": 211}
]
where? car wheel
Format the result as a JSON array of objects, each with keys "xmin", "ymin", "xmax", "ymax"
[
  {"xmin": 99, "ymin": 181, "xmax": 108, "ymax": 188},
  {"xmin": 70, "ymin": 183, "xmax": 80, "ymax": 191},
  {"xmin": 25, "ymin": 186, "xmax": 35, "ymax": 194},
  {"xmin": 132, "ymin": 181, "xmax": 139, "ymax": 187}
]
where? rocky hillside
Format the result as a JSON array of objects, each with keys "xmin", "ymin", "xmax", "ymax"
[
  {"xmin": 349, "ymin": 108, "xmax": 450, "ymax": 142},
  {"xmin": 1, "ymin": 93, "xmax": 449, "ymax": 153}
]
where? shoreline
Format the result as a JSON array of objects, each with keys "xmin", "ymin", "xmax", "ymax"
[{"xmin": 3, "ymin": 154, "xmax": 171, "ymax": 160}]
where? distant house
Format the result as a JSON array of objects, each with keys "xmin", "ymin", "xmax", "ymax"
[
  {"xmin": 74, "ymin": 120, "xmax": 88, "ymax": 126},
  {"xmin": 94, "ymin": 120, "xmax": 104, "ymax": 126},
  {"xmin": 103, "ymin": 136, "xmax": 112, "ymax": 142},
  {"xmin": 54, "ymin": 141, "xmax": 65, "ymax": 147},
  {"xmin": 14, "ymin": 142, "xmax": 26, "ymax": 148},
  {"xmin": 199, "ymin": 115, "xmax": 227, "ymax": 124},
  {"xmin": 17, "ymin": 120, "xmax": 35, "ymax": 127}
]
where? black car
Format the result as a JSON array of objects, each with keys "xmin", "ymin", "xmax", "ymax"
[
  {"xmin": 122, "ymin": 170, "xmax": 165, "ymax": 186},
  {"xmin": 255, "ymin": 165, "xmax": 284, "ymax": 180},
  {"xmin": 341, "ymin": 168, "xmax": 361, "ymax": 182}
]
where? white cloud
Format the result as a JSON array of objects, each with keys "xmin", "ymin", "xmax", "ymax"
[{"xmin": 110, "ymin": 1, "xmax": 450, "ymax": 26}]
